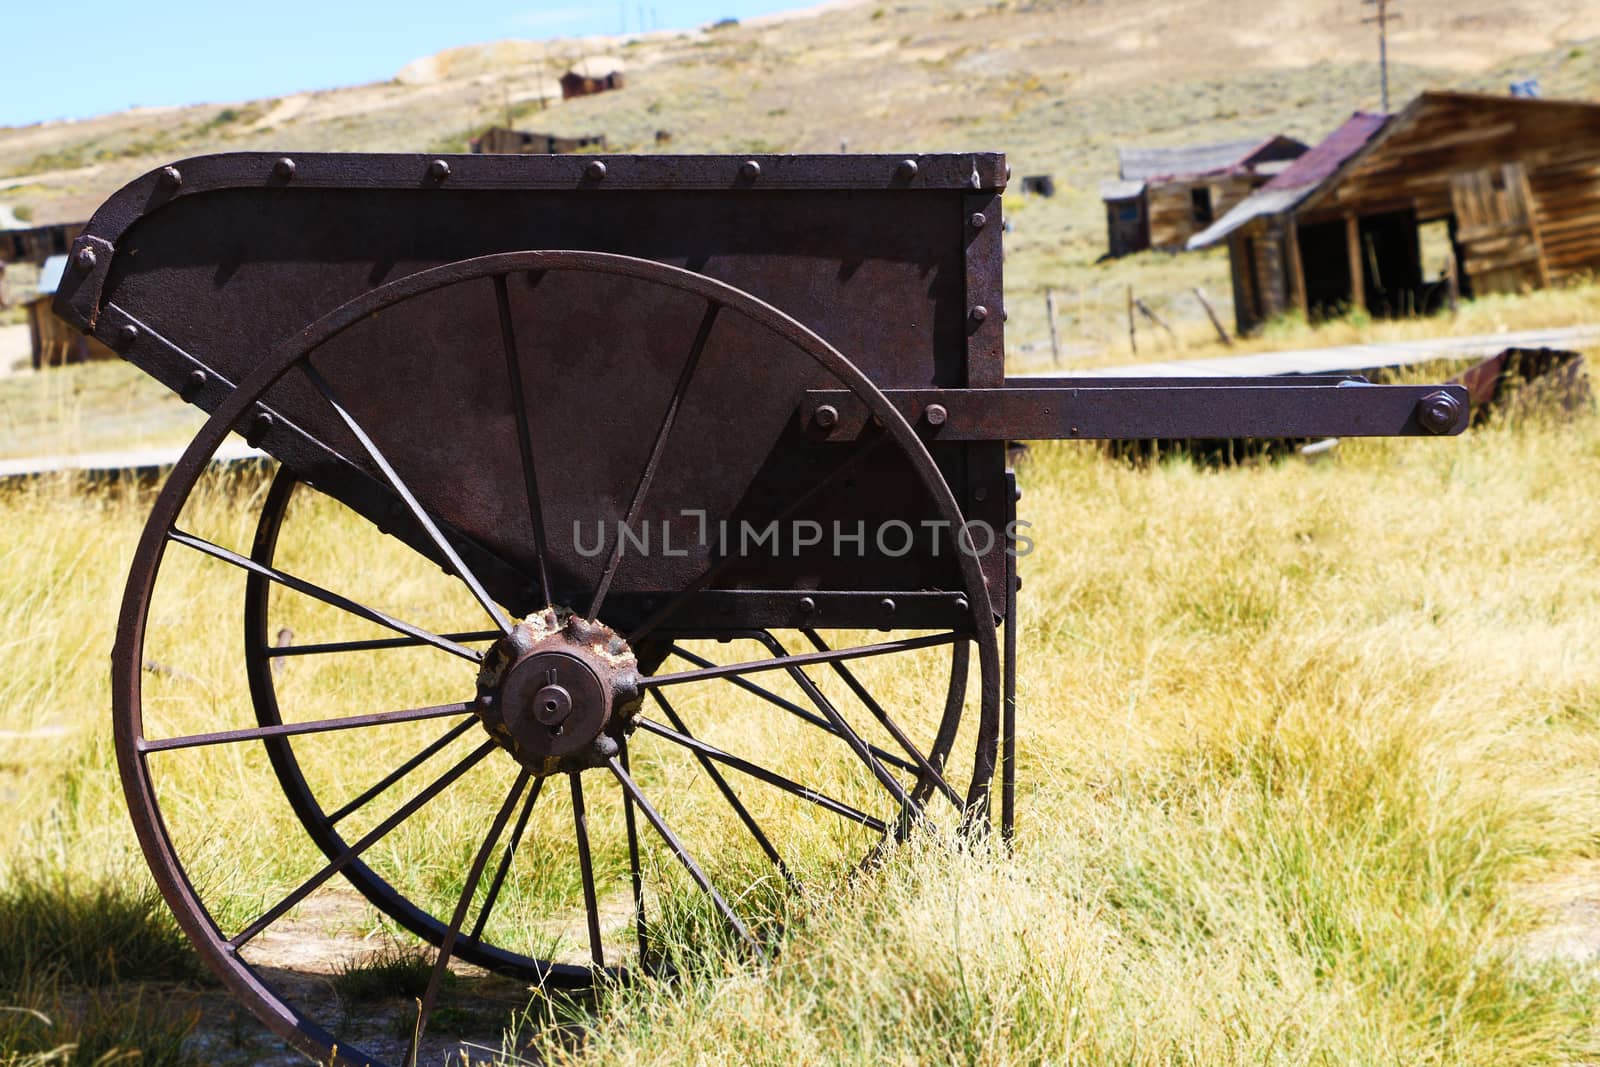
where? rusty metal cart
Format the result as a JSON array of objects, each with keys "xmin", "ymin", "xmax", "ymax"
[{"xmin": 56, "ymin": 152, "xmax": 1467, "ymax": 1065}]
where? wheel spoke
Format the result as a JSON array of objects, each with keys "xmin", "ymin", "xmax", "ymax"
[
  {"xmin": 327, "ymin": 717, "xmax": 481, "ymax": 826},
  {"xmin": 759, "ymin": 633, "xmax": 918, "ymax": 826},
  {"xmin": 494, "ymin": 273, "xmax": 555, "ymax": 608},
  {"xmin": 140, "ymin": 702, "xmax": 470, "ymax": 754},
  {"xmin": 409, "ymin": 770, "xmax": 530, "ymax": 1060},
  {"xmin": 640, "ymin": 631, "xmax": 963, "ymax": 689},
  {"xmin": 469, "ymin": 775, "xmax": 545, "ymax": 943},
  {"xmin": 587, "ymin": 301, "xmax": 719, "ymax": 621},
  {"xmin": 169, "ymin": 528, "xmax": 482, "ymax": 663},
  {"xmin": 267, "ymin": 631, "xmax": 500, "ymax": 659},
  {"xmin": 650, "ymin": 693, "xmax": 795, "ymax": 886},
  {"xmin": 720, "ymin": 633, "xmax": 921, "ymax": 825},
  {"xmin": 636, "ymin": 714, "xmax": 887, "ymax": 833},
  {"xmin": 301, "ymin": 361, "xmax": 513, "ymax": 636},
  {"xmin": 230, "ymin": 741, "xmax": 496, "ymax": 948},
  {"xmin": 619, "ymin": 739, "xmax": 648, "ymax": 968},
  {"xmin": 801, "ymin": 629, "xmax": 963, "ymax": 810},
  {"xmin": 665, "ymin": 644, "xmax": 918, "ymax": 774},
  {"xmin": 628, "ymin": 430, "xmax": 886, "ymax": 644},
  {"xmin": 570, "ymin": 773, "xmax": 606, "ymax": 969},
  {"xmin": 606, "ymin": 754, "xmax": 768, "ymax": 962}
]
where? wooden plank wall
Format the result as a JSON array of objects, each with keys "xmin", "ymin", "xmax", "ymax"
[
  {"xmin": 1228, "ymin": 219, "xmax": 1291, "ymax": 334},
  {"xmin": 1146, "ymin": 174, "xmax": 1259, "ymax": 250},
  {"xmin": 475, "ymin": 128, "xmax": 607, "ymax": 154},
  {"xmin": 1, "ymin": 223, "xmax": 83, "ymax": 266},
  {"xmin": 1305, "ymin": 93, "xmax": 1600, "ymax": 285},
  {"xmin": 1528, "ymin": 155, "xmax": 1600, "ymax": 279},
  {"xmin": 27, "ymin": 299, "xmax": 116, "ymax": 369},
  {"xmin": 1451, "ymin": 163, "xmax": 1550, "ymax": 293}
]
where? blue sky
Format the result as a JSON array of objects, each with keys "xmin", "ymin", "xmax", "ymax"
[{"xmin": 2, "ymin": 0, "xmax": 803, "ymax": 127}]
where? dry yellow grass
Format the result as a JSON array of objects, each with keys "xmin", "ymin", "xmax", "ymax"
[
  {"xmin": 495, "ymin": 412, "xmax": 1600, "ymax": 1064},
  {"xmin": 3, "ymin": 1, "xmax": 1598, "ymax": 1060},
  {"xmin": 2, "ymin": 398, "xmax": 1598, "ymax": 1063},
  {"xmin": 1010, "ymin": 274, "xmax": 1600, "ymax": 374}
]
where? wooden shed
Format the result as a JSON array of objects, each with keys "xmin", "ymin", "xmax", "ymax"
[
  {"xmin": 560, "ymin": 57, "xmax": 626, "ymax": 100},
  {"xmin": 471, "ymin": 127, "xmax": 607, "ymax": 155},
  {"xmin": 27, "ymin": 254, "xmax": 116, "ymax": 369},
  {"xmin": 1, "ymin": 219, "xmax": 83, "ymax": 266},
  {"xmin": 1190, "ymin": 92, "xmax": 1600, "ymax": 335},
  {"xmin": 1101, "ymin": 135, "xmax": 1307, "ymax": 257}
]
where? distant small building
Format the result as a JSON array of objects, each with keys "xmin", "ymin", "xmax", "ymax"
[
  {"xmin": 28, "ymin": 254, "xmax": 115, "ymax": 369},
  {"xmin": 1020, "ymin": 174, "xmax": 1056, "ymax": 197},
  {"xmin": 1189, "ymin": 91, "xmax": 1600, "ymax": 336},
  {"xmin": 560, "ymin": 57, "xmax": 626, "ymax": 100},
  {"xmin": 471, "ymin": 127, "xmax": 607, "ymax": 154},
  {"xmin": 1, "ymin": 218, "xmax": 84, "ymax": 266},
  {"xmin": 1101, "ymin": 135, "xmax": 1308, "ymax": 257}
]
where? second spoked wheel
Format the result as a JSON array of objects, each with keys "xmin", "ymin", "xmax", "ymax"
[{"xmin": 115, "ymin": 252, "xmax": 1000, "ymax": 1066}]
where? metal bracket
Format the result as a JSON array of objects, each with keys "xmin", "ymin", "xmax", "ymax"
[{"xmin": 801, "ymin": 381, "xmax": 1471, "ymax": 440}]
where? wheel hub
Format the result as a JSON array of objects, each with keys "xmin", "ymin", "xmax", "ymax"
[{"xmin": 475, "ymin": 609, "xmax": 641, "ymax": 773}]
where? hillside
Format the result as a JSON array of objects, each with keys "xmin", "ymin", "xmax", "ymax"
[{"xmin": 3, "ymin": 0, "xmax": 1599, "ymax": 364}]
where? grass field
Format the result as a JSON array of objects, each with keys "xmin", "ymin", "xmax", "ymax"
[
  {"xmin": 2, "ymin": 394, "xmax": 1598, "ymax": 1064},
  {"xmin": 3, "ymin": 1, "xmax": 1600, "ymax": 1059}
]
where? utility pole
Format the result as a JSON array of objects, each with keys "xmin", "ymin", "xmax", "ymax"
[{"xmin": 1362, "ymin": 0, "xmax": 1402, "ymax": 112}]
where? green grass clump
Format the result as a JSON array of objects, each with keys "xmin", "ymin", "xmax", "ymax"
[
  {"xmin": 0, "ymin": 870, "xmax": 200, "ymax": 990},
  {"xmin": 331, "ymin": 942, "xmax": 438, "ymax": 1003},
  {"xmin": 0, "ymin": 993, "xmax": 197, "ymax": 1067},
  {"xmin": 0, "ymin": 867, "xmax": 201, "ymax": 1066}
]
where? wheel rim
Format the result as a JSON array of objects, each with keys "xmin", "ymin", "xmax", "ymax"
[{"xmin": 113, "ymin": 250, "xmax": 1002, "ymax": 1066}]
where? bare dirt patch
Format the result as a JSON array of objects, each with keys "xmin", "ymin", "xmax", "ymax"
[
  {"xmin": 0, "ymin": 324, "xmax": 29, "ymax": 378},
  {"xmin": 1520, "ymin": 860, "xmax": 1600, "ymax": 968},
  {"xmin": 186, "ymin": 889, "xmax": 541, "ymax": 1066}
]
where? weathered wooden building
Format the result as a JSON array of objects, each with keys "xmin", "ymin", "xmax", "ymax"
[
  {"xmin": 1101, "ymin": 135, "xmax": 1307, "ymax": 256},
  {"xmin": 1189, "ymin": 92, "xmax": 1600, "ymax": 335},
  {"xmin": 471, "ymin": 127, "xmax": 607, "ymax": 155},
  {"xmin": 560, "ymin": 57, "xmax": 626, "ymax": 100},
  {"xmin": 1, "ymin": 219, "xmax": 83, "ymax": 266},
  {"xmin": 27, "ymin": 254, "xmax": 115, "ymax": 369}
]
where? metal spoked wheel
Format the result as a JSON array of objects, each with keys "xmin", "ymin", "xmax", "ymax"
[
  {"xmin": 242, "ymin": 466, "xmax": 984, "ymax": 981},
  {"xmin": 114, "ymin": 251, "xmax": 1000, "ymax": 1066}
]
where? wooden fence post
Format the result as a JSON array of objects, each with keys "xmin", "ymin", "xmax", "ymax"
[
  {"xmin": 1134, "ymin": 297, "xmax": 1180, "ymax": 346},
  {"xmin": 1193, "ymin": 287, "xmax": 1233, "ymax": 347},
  {"xmin": 1126, "ymin": 285, "xmax": 1138, "ymax": 356},
  {"xmin": 1045, "ymin": 288, "xmax": 1063, "ymax": 366}
]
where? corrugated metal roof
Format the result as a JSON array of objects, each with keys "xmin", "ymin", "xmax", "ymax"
[
  {"xmin": 1117, "ymin": 138, "xmax": 1265, "ymax": 181},
  {"xmin": 1116, "ymin": 134, "xmax": 1310, "ymax": 183},
  {"xmin": 1261, "ymin": 112, "xmax": 1388, "ymax": 192},
  {"xmin": 1186, "ymin": 113, "xmax": 1390, "ymax": 249}
]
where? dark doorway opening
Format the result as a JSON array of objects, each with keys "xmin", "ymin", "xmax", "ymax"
[
  {"xmin": 1295, "ymin": 210, "xmax": 1425, "ymax": 321},
  {"xmin": 1358, "ymin": 210, "xmax": 1423, "ymax": 317},
  {"xmin": 1297, "ymin": 220, "xmax": 1351, "ymax": 319}
]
